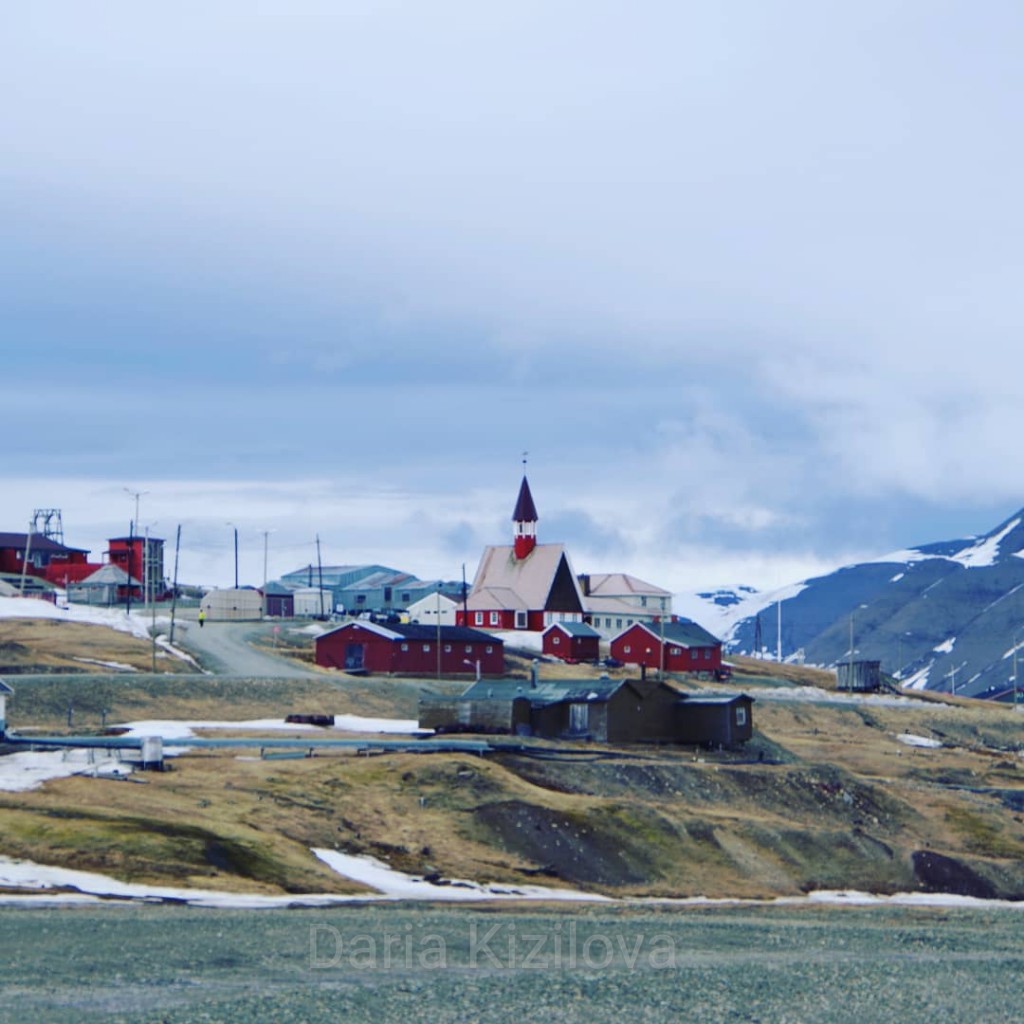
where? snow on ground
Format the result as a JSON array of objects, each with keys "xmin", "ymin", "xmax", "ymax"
[
  {"xmin": 72, "ymin": 657, "xmax": 137, "ymax": 672},
  {"xmin": 492, "ymin": 630, "xmax": 544, "ymax": 652},
  {"xmin": 0, "ymin": 748, "xmax": 136, "ymax": 791},
  {"xmin": 897, "ymin": 733, "xmax": 943, "ymax": 748},
  {"xmin": 0, "ymin": 714, "xmax": 425, "ymax": 792},
  {"xmin": 115, "ymin": 715, "xmax": 422, "ymax": 738},
  {"xmin": 0, "ymin": 855, "xmax": 366, "ymax": 908},
  {"xmin": 709, "ymin": 686, "xmax": 929, "ymax": 709},
  {"xmin": 933, "ymin": 637, "xmax": 956, "ymax": 654},
  {"xmin": 0, "ymin": 596, "xmax": 151, "ymax": 638},
  {"xmin": 0, "ymin": 597, "xmax": 199, "ymax": 669},
  {"xmin": 290, "ymin": 623, "xmax": 330, "ymax": 637},
  {"xmin": 313, "ymin": 850, "xmax": 612, "ymax": 902},
  {"xmin": 1, "ymin": 851, "xmax": 1023, "ymax": 910}
]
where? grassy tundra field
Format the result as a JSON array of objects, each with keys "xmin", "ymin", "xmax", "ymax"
[{"xmin": 2, "ymin": 901, "xmax": 1023, "ymax": 1023}]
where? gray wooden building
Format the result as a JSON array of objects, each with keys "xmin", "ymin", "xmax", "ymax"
[
  {"xmin": 836, "ymin": 660, "xmax": 882, "ymax": 692},
  {"xmin": 420, "ymin": 676, "xmax": 754, "ymax": 746}
]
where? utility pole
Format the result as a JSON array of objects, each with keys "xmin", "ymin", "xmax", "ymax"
[
  {"xmin": 262, "ymin": 530, "xmax": 270, "ymax": 620},
  {"xmin": 315, "ymin": 534, "xmax": 325, "ymax": 619},
  {"xmin": 436, "ymin": 584, "xmax": 442, "ymax": 681},
  {"xmin": 234, "ymin": 527, "xmax": 239, "ymax": 589},
  {"xmin": 125, "ymin": 519, "xmax": 134, "ymax": 615},
  {"xmin": 1014, "ymin": 632, "xmax": 1019, "ymax": 706},
  {"xmin": 776, "ymin": 600, "xmax": 782, "ymax": 663},
  {"xmin": 169, "ymin": 525, "xmax": 181, "ymax": 644},
  {"xmin": 18, "ymin": 520, "xmax": 33, "ymax": 596}
]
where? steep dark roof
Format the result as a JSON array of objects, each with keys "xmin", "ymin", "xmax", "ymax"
[
  {"xmin": 0, "ymin": 533, "xmax": 88, "ymax": 555},
  {"xmin": 511, "ymin": 476, "xmax": 538, "ymax": 523}
]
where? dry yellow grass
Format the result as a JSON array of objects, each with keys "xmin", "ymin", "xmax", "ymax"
[
  {"xmin": 3, "ymin": 619, "xmax": 1024, "ymax": 900},
  {"xmin": 0, "ymin": 619, "xmax": 194, "ymax": 674}
]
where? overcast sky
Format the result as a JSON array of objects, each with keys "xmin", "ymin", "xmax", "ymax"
[{"xmin": 4, "ymin": 1, "xmax": 1024, "ymax": 596}]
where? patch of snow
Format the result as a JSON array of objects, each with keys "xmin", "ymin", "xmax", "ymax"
[
  {"xmin": 903, "ymin": 665, "xmax": 932, "ymax": 691},
  {"xmin": 933, "ymin": 637, "xmax": 956, "ymax": 654},
  {"xmin": 313, "ymin": 849, "xmax": 611, "ymax": 902},
  {"xmin": 890, "ymin": 572, "xmax": 905, "ymax": 583},
  {"xmin": 951, "ymin": 518, "xmax": 1020, "ymax": 568},
  {"xmin": 72, "ymin": 657, "xmax": 138, "ymax": 672},
  {"xmin": 155, "ymin": 635, "xmax": 201, "ymax": 668},
  {"xmin": 725, "ymin": 686, "xmax": 928, "ymax": 708},
  {"xmin": 116, "ymin": 715, "xmax": 422, "ymax": 737},
  {"xmin": 290, "ymin": 623, "xmax": 330, "ymax": 636},
  {"xmin": 0, "ymin": 748, "xmax": 137, "ymax": 792},
  {"xmin": 0, "ymin": 855, "xmax": 370, "ymax": 908},
  {"xmin": 1, "ymin": 853, "xmax": 1023, "ymax": 911},
  {"xmin": 492, "ymin": 630, "xmax": 545, "ymax": 652},
  {"xmin": 897, "ymin": 733, "xmax": 942, "ymax": 748}
]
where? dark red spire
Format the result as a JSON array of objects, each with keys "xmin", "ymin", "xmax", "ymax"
[
  {"xmin": 512, "ymin": 476, "xmax": 538, "ymax": 559},
  {"xmin": 511, "ymin": 476, "xmax": 538, "ymax": 523}
]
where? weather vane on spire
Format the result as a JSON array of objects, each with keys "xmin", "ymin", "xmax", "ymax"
[{"xmin": 522, "ymin": 451, "xmax": 529, "ymax": 467}]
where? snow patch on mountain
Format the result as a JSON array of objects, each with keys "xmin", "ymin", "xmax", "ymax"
[{"xmin": 951, "ymin": 518, "xmax": 1020, "ymax": 568}]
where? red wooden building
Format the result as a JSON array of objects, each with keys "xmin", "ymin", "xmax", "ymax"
[
  {"xmin": 106, "ymin": 535, "xmax": 167, "ymax": 599},
  {"xmin": 542, "ymin": 621, "xmax": 602, "ymax": 662},
  {"xmin": 0, "ymin": 533, "xmax": 93, "ymax": 580},
  {"xmin": 457, "ymin": 476, "xmax": 587, "ymax": 631},
  {"xmin": 316, "ymin": 621, "xmax": 504, "ymax": 676},
  {"xmin": 610, "ymin": 619, "xmax": 723, "ymax": 674}
]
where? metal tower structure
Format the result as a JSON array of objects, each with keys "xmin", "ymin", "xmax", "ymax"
[{"xmin": 31, "ymin": 509, "xmax": 64, "ymax": 545}]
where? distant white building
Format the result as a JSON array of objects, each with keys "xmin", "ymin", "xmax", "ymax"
[
  {"xmin": 200, "ymin": 588, "xmax": 263, "ymax": 621},
  {"xmin": 407, "ymin": 591, "xmax": 459, "ymax": 626},
  {"xmin": 579, "ymin": 572, "xmax": 674, "ymax": 639},
  {"xmin": 292, "ymin": 587, "xmax": 332, "ymax": 618}
]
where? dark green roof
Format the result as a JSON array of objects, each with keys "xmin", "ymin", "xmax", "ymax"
[
  {"xmin": 631, "ymin": 619, "xmax": 721, "ymax": 647},
  {"xmin": 461, "ymin": 676, "xmax": 627, "ymax": 705}
]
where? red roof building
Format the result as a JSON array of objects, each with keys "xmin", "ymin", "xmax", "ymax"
[
  {"xmin": 542, "ymin": 621, "xmax": 602, "ymax": 662},
  {"xmin": 610, "ymin": 619, "xmax": 724, "ymax": 675},
  {"xmin": 316, "ymin": 621, "xmax": 504, "ymax": 676}
]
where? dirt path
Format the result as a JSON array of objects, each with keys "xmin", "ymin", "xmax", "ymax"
[{"xmin": 176, "ymin": 619, "xmax": 319, "ymax": 677}]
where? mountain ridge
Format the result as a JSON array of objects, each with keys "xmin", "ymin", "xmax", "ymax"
[{"xmin": 684, "ymin": 507, "xmax": 1024, "ymax": 700}]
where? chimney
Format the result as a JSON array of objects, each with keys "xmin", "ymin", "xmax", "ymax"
[{"xmin": 579, "ymin": 574, "xmax": 591, "ymax": 596}]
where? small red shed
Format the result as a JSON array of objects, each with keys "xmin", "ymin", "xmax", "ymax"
[
  {"xmin": 610, "ymin": 619, "xmax": 723, "ymax": 674},
  {"xmin": 316, "ymin": 621, "xmax": 504, "ymax": 676},
  {"xmin": 542, "ymin": 621, "xmax": 602, "ymax": 662}
]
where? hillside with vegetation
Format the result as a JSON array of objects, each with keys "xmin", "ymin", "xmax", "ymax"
[{"xmin": 1, "ymin": 622, "xmax": 1023, "ymax": 902}]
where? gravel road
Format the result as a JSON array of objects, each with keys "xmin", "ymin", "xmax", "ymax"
[{"xmin": 176, "ymin": 618, "xmax": 320, "ymax": 678}]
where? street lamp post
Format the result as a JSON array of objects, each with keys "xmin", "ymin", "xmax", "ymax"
[{"xmin": 226, "ymin": 523, "xmax": 239, "ymax": 589}]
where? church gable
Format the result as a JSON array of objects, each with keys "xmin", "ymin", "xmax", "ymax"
[{"xmin": 544, "ymin": 554, "xmax": 584, "ymax": 613}]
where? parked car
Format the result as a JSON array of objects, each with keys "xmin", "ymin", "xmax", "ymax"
[{"xmin": 601, "ymin": 656, "xmax": 623, "ymax": 668}]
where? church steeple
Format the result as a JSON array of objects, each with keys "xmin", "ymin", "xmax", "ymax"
[{"xmin": 512, "ymin": 475, "xmax": 538, "ymax": 559}]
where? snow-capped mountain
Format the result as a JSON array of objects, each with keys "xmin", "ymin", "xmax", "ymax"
[{"xmin": 684, "ymin": 509, "xmax": 1024, "ymax": 701}]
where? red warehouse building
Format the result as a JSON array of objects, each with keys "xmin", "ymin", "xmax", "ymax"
[
  {"xmin": 316, "ymin": 621, "xmax": 505, "ymax": 676},
  {"xmin": 611, "ymin": 619, "xmax": 723, "ymax": 675},
  {"xmin": 542, "ymin": 621, "xmax": 602, "ymax": 662}
]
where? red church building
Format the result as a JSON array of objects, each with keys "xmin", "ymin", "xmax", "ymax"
[{"xmin": 456, "ymin": 476, "xmax": 587, "ymax": 632}]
